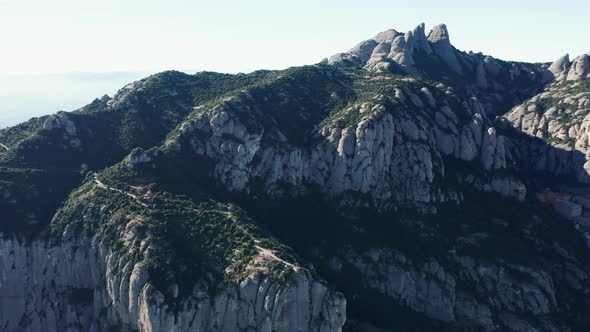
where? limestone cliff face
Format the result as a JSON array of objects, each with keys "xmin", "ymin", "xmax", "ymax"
[
  {"xmin": 0, "ymin": 233, "xmax": 345, "ymax": 332},
  {"xmin": 338, "ymin": 247, "xmax": 586, "ymax": 331},
  {"xmin": 160, "ymin": 78, "xmax": 524, "ymax": 211}
]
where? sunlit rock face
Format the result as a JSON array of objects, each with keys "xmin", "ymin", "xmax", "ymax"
[{"xmin": 0, "ymin": 234, "xmax": 345, "ymax": 332}]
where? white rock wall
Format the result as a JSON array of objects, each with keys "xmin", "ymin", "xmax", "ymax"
[{"xmin": 0, "ymin": 234, "xmax": 345, "ymax": 332}]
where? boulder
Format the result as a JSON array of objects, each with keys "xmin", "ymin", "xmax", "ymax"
[
  {"xmin": 548, "ymin": 53, "xmax": 571, "ymax": 80},
  {"xmin": 566, "ymin": 54, "xmax": 590, "ymax": 80}
]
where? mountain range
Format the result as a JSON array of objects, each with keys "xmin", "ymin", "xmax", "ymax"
[{"xmin": 1, "ymin": 23, "xmax": 590, "ymax": 331}]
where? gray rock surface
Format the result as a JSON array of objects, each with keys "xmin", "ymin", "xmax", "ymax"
[
  {"xmin": 388, "ymin": 35, "xmax": 415, "ymax": 73},
  {"xmin": 427, "ymin": 24, "xmax": 462, "ymax": 73},
  {"xmin": 327, "ymin": 23, "xmax": 552, "ymax": 117},
  {"xmin": 567, "ymin": 54, "xmax": 590, "ymax": 81},
  {"xmin": 407, "ymin": 23, "xmax": 432, "ymax": 55},
  {"xmin": 0, "ymin": 233, "xmax": 345, "ymax": 332},
  {"xmin": 341, "ymin": 247, "xmax": 579, "ymax": 331},
  {"xmin": 39, "ymin": 112, "xmax": 81, "ymax": 148},
  {"xmin": 549, "ymin": 54, "xmax": 571, "ymax": 81},
  {"xmin": 503, "ymin": 78, "xmax": 590, "ymax": 182},
  {"xmin": 170, "ymin": 81, "xmax": 521, "ymax": 211}
]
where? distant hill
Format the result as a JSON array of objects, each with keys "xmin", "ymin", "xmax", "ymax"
[{"xmin": 0, "ymin": 71, "xmax": 152, "ymax": 128}]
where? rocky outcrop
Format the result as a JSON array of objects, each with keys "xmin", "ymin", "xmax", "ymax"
[
  {"xmin": 344, "ymin": 248, "xmax": 456, "ymax": 323},
  {"xmin": 427, "ymin": 24, "xmax": 462, "ymax": 74},
  {"xmin": 339, "ymin": 247, "xmax": 581, "ymax": 331},
  {"xmin": 126, "ymin": 148, "xmax": 155, "ymax": 169},
  {"xmin": 328, "ymin": 23, "xmax": 435, "ymax": 74},
  {"xmin": 165, "ymin": 78, "xmax": 522, "ymax": 211},
  {"xmin": 405, "ymin": 23, "xmax": 432, "ymax": 56},
  {"xmin": 548, "ymin": 52, "xmax": 590, "ymax": 82},
  {"xmin": 567, "ymin": 54, "xmax": 590, "ymax": 81},
  {"xmin": 0, "ymin": 233, "xmax": 345, "ymax": 332},
  {"xmin": 35, "ymin": 112, "xmax": 81, "ymax": 149},
  {"xmin": 503, "ymin": 79, "xmax": 590, "ymax": 181},
  {"xmin": 327, "ymin": 23, "xmax": 551, "ymax": 117},
  {"xmin": 549, "ymin": 54, "xmax": 571, "ymax": 81},
  {"xmin": 387, "ymin": 35, "xmax": 415, "ymax": 73}
]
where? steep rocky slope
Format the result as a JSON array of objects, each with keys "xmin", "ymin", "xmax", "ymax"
[
  {"xmin": 1, "ymin": 23, "xmax": 590, "ymax": 332},
  {"xmin": 151, "ymin": 65, "xmax": 524, "ymax": 210},
  {"xmin": 503, "ymin": 72, "xmax": 590, "ymax": 183},
  {"xmin": 0, "ymin": 179, "xmax": 344, "ymax": 331}
]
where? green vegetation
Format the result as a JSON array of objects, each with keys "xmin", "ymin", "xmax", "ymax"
[
  {"xmin": 50, "ymin": 173, "xmax": 301, "ymax": 302},
  {"xmin": 0, "ymin": 116, "xmax": 47, "ymax": 152},
  {"xmin": 2, "ymin": 58, "xmax": 590, "ymax": 330},
  {"xmin": 535, "ymin": 96, "xmax": 561, "ymax": 111},
  {"xmin": 552, "ymin": 79, "xmax": 590, "ymax": 95},
  {"xmin": 0, "ymin": 63, "xmax": 479, "ymax": 237},
  {"xmin": 511, "ymin": 79, "xmax": 590, "ymax": 151},
  {"xmin": 0, "ymin": 69, "xmax": 281, "ymax": 234}
]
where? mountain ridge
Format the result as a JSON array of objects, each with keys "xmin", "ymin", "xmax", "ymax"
[{"xmin": 1, "ymin": 23, "xmax": 590, "ymax": 331}]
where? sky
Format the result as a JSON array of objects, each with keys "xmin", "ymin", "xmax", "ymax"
[
  {"xmin": 1, "ymin": 0, "xmax": 589, "ymax": 75},
  {"xmin": 0, "ymin": 0, "xmax": 588, "ymax": 128}
]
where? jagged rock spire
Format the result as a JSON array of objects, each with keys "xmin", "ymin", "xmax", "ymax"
[
  {"xmin": 427, "ymin": 24, "xmax": 462, "ymax": 73},
  {"xmin": 328, "ymin": 22, "xmax": 590, "ymax": 86},
  {"xmin": 409, "ymin": 23, "xmax": 432, "ymax": 55},
  {"xmin": 388, "ymin": 35, "xmax": 415, "ymax": 72}
]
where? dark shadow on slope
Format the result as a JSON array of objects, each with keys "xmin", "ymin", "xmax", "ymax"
[
  {"xmin": 497, "ymin": 118, "xmax": 590, "ymax": 191},
  {"xmin": 399, "ymin": 49, "xmax": 548, "ymax": 117}
]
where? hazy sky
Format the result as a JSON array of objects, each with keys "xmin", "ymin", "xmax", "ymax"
[
  {"xmin": 1, "ymin": 0, "xmax": 589, "ymax": 75},
  {"xmin": 0, "ymin": 72, "xmax": 150, "ymax": 127}
]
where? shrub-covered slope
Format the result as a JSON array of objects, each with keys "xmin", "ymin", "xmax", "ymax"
[
  {"xmin": 0, "ymin": 70, "xmax": 274, "ymax": 235},
  {"xmin": 502, "ymin": 79, "xmax": 590, "ymax": 184}
]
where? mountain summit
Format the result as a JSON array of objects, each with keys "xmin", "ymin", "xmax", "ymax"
[{"xmin": 329, "ymin": 23, "xmax": 570, "ymax": 117}]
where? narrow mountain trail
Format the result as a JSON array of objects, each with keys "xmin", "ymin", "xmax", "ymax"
[
  {"xmin": 222, "ymin": 210, "xmax": 299, "ymax": 270},
  {"xmin": 253, "ymin": 245, "xmax": 298, "ymax": 269},
  {"xmin": 93, "ymin": 175, "xmax": 151, "ymax": 208}
]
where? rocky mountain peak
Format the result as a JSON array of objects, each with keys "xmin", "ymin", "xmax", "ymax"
[
  {"xmin": 328, "ymin": 23, "xmax": 552, "ymax": 116},
  {"xmin": 408, "ymin": 22, "xmax": 432, "ymax": 54},
  {"xmin": 548, "ymin": 53, "xmax": 571, "ymax": 80},
  {"xmin": 427, "ymin": 23, "xmax": 462, "ymax": 73},
  {"xmin": 373, "ymin": 29, "xmax": 400, "ymax": 44},
  {"xmin": 547, "ymin": 52, "xmax": 590, "ymax": 82},
  {"xmin": 327, "ymin": 22, "xmax": 441, "ymax": 72},
  {"xmin": 426, "ymin": 23, "xmax": 451, "ymax": 46},
  {"xmin": 567, "ymin": 53, "xmax": 590, "ymax": 80}
]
